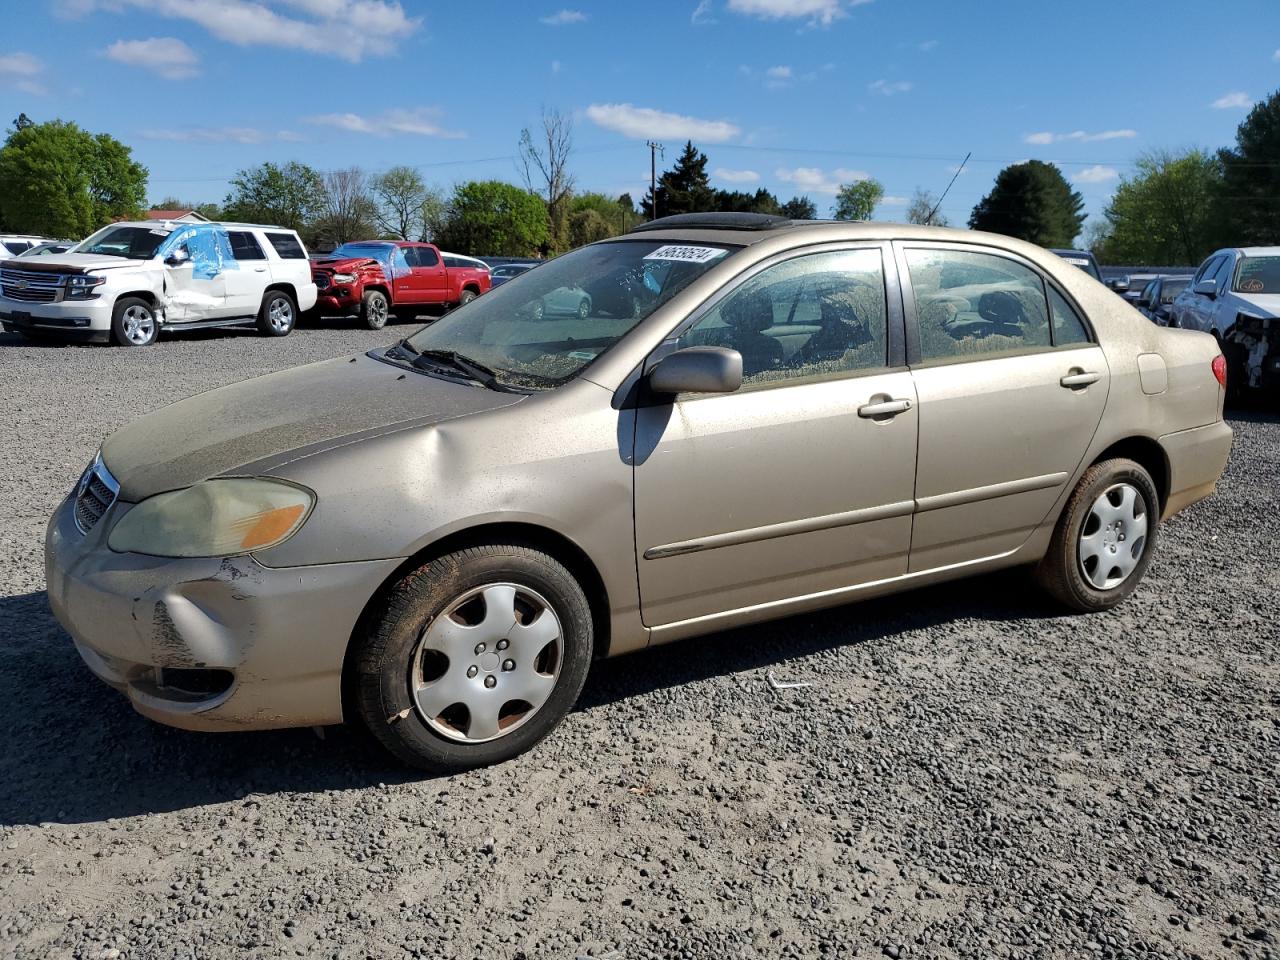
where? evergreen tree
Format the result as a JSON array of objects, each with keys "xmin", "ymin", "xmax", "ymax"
[
  {"xmin": 780, "ymin": 195, "xmax": 817, "ymax": 219},
  {"xmin": 642, "ymin": 141, "xmax": 716, "ymax": 218},
  {"xmin": 968, "ymin": 160, "xmax": 1085, "ymax": 247},
  {"xmin": 1215, "ymin": 89, "xmax": 1280, "ymax": 246}
]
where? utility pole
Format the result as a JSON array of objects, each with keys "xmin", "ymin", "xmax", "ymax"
[{"xmin": 646, "ymin": 140, "xmax": 663, "ymax": 220}]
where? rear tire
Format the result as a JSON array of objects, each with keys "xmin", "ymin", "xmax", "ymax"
[
  {"xmin": 256, "ymin": 290, "xmax": 296, "ymax": 337},
  {"xmin": 110, "ymin": 297, "xmax": 158, "ymax": 347},
  {"xmin": 1035, "ymin": 458, "xmax": 1159, "ymax": 612},
  {"xmin": 457, "ymin": 289, "xmax": 477, "ymax": 308},
  {"xmin": 352, "ymin": 544, "xmax": 593, "ymax": 772},
  {"xmin": 362, "ymin": 290, "xmax": 390, "ymax": 330}
]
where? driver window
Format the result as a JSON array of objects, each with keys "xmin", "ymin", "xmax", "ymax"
[
  {"xmin": 679, "ymin": 249, "xmax": 888, "ymax": 388},
  {"xmin": 416, "ymin": 246, "xmax": 440, "ymax": 267}
]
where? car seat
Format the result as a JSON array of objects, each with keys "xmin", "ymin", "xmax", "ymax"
[
  {"xmin": 707, "ymin": 288, "xmax": 783, "ymax": 376},
  {"xmin": 800, "ymin": 290, "xmax": 873, "ymax": 362}
]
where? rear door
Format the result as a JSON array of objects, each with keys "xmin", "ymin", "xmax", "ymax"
[
  {"xmin": 897, "ymin": 242, "xmax": 1109, "ymax": 571},
  {"xmin": 225, "ymin": 230, "xmax": 269, "ymax": 316}
]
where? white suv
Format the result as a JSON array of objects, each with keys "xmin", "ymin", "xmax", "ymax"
[{"xmin": 0, "ymin": 221, "xmax": 318, "ymax": 346}]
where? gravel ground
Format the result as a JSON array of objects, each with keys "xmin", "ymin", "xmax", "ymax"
[{"xmin": 0, "ymin": 322, "xmax": 1277, "ymax": 960}]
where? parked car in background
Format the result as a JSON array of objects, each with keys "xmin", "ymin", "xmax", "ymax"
[
  {"xmin": 1170, "ymin": 247, "xmax": 1280, "ymax": 396},
  {"xmin": 310, "ymin": 240, "xmax": 491, "ymax": 329},
  {"xmin": 0, "ymin": 235, "xmax": 50, "ymax": 256},
  {"xmin": 1135, "ymin": 275, "xmax": 1191, "ymax": 326},
  {"xmin": 443, "ymin": 252, "xmax": 491, "ymax": 274},
  {"xmin": 0, "ymin": 221, "xmax": 316, "ymax": 346},
  {"xmin": 45, "ymin": 213, "xmax": 1231, "ymax": 771},
  {"xmin": 490, "ymin": 262, "xmax": 536, "ymax": 287},
  {"xmin": 1049, "ymin": 248, "xmax": 1103, "ymax": 283},
  {"xmin": 16, "ymin": 240, "xmax": 77, "ymax": 259},
  {"xmin": 1117, "ymin": 272, "xmax": 1161, "ymax": 304}
]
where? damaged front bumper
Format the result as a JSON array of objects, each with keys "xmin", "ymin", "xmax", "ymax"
[
  {"xmin": 1229, "ymin": 314, "xmax": 1280, "ymax": 390},
  {"xmin": 44, "ymin": 494, "xmax": 400, "ymax": 732}
]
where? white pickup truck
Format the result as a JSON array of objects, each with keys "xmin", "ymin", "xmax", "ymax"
[{"xmin": 0, "ymin": 221, "xmax": 318, "ymax": 346}]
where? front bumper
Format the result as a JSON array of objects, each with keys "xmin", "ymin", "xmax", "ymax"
[
  {"xmin": 44, "ymin": 495, "xmax": 400, "ymax": 731},
  {"xmin": 1, "ymin": 298, "xmax": 113, "ymax": 340},
  {"xmin": 314, "ymin": 291, "xmax": 360, "ymax": 315}
]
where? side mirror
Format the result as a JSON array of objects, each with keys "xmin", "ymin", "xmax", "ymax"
[
  {"xmin": 648, "ymin": 346, "xmax": 743, "ymax": 396},
  {"xmin": 164, "ymin": 248, "xmax": 190, "ymax": 267},
  {"xmin": 1107, "ymin": 276, "xmax": 1130, "ymax": 292},
  {"xmin": 1193, "ymin": 278, "xmax": 1217, "ymax": 298}
]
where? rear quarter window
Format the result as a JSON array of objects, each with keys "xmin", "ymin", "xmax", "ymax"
[{"xmin": 265, "ymin": 232, "xmax": 307, "ymax": 260}]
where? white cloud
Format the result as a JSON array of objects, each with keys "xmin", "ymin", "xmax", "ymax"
[
  {"xmin": 869, "ymin": 79, "xmax": 912, "ymax": 95},
  {"xmin": 305, "ymin": 108, "xmax": 466, "ymax": 138},
  {"xmin": 1024, "ymin": 129, "xmax": 1137, "ymax": 145},
  {"xmin": 715, "ymin": 167, "xmax": 760, "ymax": 183},
  {"xmin": 585, "ymin": 103, "xmax": 740, "ymax": 142},
  {"xmin": 726, "ymin": 0, "xmax": 870, "ymax": 26},
  {"xmin": 917, "ymin": 39, "xmax": 938, "ymax": 52},
  {"xmin": 141, "ymin": 127, "xmax": 295, "ymax": 143},
  {"xmin": 105, "ymin": 37, "xmax": 199, "ymax": 79},
  {"xmin": 766, "ymin": 65, "xmax": 792, "ymax": 79},
  {"xmin": 691, "ymin": 0, "xmax": 716, "ymax": 23},
  {"xmin": 1211, "ymin": 91, "xmax": 1251, "ymax": 110},
  {"xmin": 1073, "ymin": 165, "xmax": 1119, "ymax": 184},
  {"xmin": 0, "ymin": 52, "xmax": 43, "ymax": 76},
  {"xmin": 55, "ymin": 0, "xmax": 420, "ymax": 63},
  {"xmin": 540, "ymin": 8, "xmax": 586, "ymax": 24},
  {"xmin": 776, "ymin": 166, "xmax": 869, "ymax": 195}
]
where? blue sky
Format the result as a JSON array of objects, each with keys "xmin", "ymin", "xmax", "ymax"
[{"xmin": 2, "ymin": 0, "xmax": 1278, "ymax": 233}]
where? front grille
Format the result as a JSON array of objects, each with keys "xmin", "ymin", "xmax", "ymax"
[
  {"xmin": 73, "ymin": 456, "xmax": 119, "ymax": 535},
  {"xmin": 0, "ymin": 268, "xmax": 67, "ymax": 304}
]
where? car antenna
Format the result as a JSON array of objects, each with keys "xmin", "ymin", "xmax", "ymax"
[{"xmin": 925, "ymin": 151, "xmax": 970, "ymax": 226}]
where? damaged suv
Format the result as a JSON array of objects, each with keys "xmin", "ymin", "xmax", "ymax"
[
  {"xmin": 1170, "ymin": 247, "xmax": 1280, "ymax": 396},
  {"xmin": 0, "ymin": 221, "xmax": 317, "ymax": 346}
]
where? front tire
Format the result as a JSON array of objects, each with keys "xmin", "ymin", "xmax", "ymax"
[
  {"xmin": 1035, "ymin": 458, "xmax": 1159, "ymax": 612},
  {"xmin": 256, "ymin": 290, "xmax": 296, "ymax": 337},
  {"xmin": 353, "ymin": 544, "xmax": 593, "ymax": 772},
  {"xmin": 362, "ymin": 290, "xmax": 390, "ymax": 330},
  {"xmin": 111, "ymin": 297, "xmax": 158, "ymax": 347}
]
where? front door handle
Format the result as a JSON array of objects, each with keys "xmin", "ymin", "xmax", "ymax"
[
  {"xmin": 857, "ymin": 398, "xmax": 912, "ymax": 419},
  {"xmin": 1060, "ymin": 371, "xmax": 1102, "ymax": 389},
  {"xmin": 253, "ymin": 266, "xmax": 268, "ymax": 273}
]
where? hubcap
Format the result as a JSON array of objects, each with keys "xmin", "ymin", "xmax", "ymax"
[
  {"xmin": 122, "ymin": 305, "xmax": 155, "ymax": 344},
  {"xmin": 269, "ymin": 297, "xmax": 293, "ymax": 331},
  {"xmin": 410, "ymin": 583, "xmax": 562, "ymax": 744},
  {"xmin": 1079, "ymin": 482, "xmax": 1148, "ymax": 590}
]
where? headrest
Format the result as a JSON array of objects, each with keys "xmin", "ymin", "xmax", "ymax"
[
  {"xmin": 722, "ymin": 288, "xmax": 773, "ymax": 333},
  {"xmin": 819, "ymin": 291, "xmax": 860, "ymax": 326},
  {"xmin": 978, "ymin": 289, "xmax": 1027, "ymax": 325}
]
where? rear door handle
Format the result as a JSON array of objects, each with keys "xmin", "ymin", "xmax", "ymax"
[
  {"xmin": 1060, "ymin": 371, "xmax": 1101, "ymax": 388},
  {"xmin": 857, "ymin": 398, "xmax": 912, "ymax": 419},
  {"xmin": 253, "ymin": 266, "xmax": 268, "ymax": 273}
]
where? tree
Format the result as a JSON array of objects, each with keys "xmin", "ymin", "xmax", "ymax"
[
  {"xmin": 150, "ymin": 196, "xmax": 222, "ymax": 220},
  {"xmin": 642, "ymin": 141, "xmax": 716, "ymax": 218},
  {"xmin": 780, "ymin": 196, "xmax": 817, "ymax": 219},
  {"xmin": 1094, "ymin": 150, "xmax": 1223, "ymax": 265},
  {"xmin": 223, "ymin": 161, "xmax": 324, "ymax": 236},
  {"xmin": 0, "ymin": 119, "xmax": 147, "ymax": 237},
  {"xmin": 569, "ymin": 209, "xmax": 613, "ymax": 248},
  {"xmin": 570, "ymin": 192, "xmax": 629, "ymax": 237},
  {"xmin": 434, "ymin": 180, "xmax": 549, "ymax": 256},
  {"xmin": 714, "ymin": 187, "xmax": 782, "ymax": 215},
  {"xmin": 316, "ymin": 167, "xmax": 378, "ymax": 245},
  {"xmin": 833, "ymin": 179, "xmax": 884, "ymax": 220},
  {"xmin": 906, "ymin": 188, "xmax": 949, "ymax": 226},
  {"xmin": 371, "ymin": 165, "xmax": 428, "ymax": 240},
  {"xmin": 968, "ymin": 160, "xmax": 1085, "ymax": 247},
  {"xmin": 519, "ymin": 108, "xmax": 575, "ymax": 252},
  {"xmin": 1216, "ymin": 89, "xmax": 1280, "ymax": 246},
  {"xmin": 13, "ymin": 113, "xmax": 33, "ymax": 131},
  {"xmin": 420, "ymin": 186, "xmax": 450, "ymax": 242}
]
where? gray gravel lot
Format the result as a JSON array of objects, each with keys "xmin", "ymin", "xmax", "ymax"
[{"xmin": 0, "ymin": 321, "xmax": 1277, "ymax": 960}]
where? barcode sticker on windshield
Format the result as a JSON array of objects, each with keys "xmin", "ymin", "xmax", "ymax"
[
  {"xmin": 644, "ymin": 245, "xmax": 726, "ymax": 264},
  {"xmin": 149, "ymin": 229, "xmax": 172, "ymax": 236}
]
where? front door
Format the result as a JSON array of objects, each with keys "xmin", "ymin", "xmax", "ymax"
[
  {"xmin": 633, "ymin": 244, "xmax": 918, "ymax": 628},
  {"xmin": 409, "ymin": 245, "xmax": 448, "ymax": 304},
  {"xmin": 896, "ymin": 242, "xmax": 1110, "ymax": 571},
  {"xmin": 163, "ymin": 257, "xmax": 226, "ymax": 322}
]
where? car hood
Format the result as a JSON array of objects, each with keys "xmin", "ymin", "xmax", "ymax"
[
  {"xmin": 312, "ymin": 256, "xmax": 381, "ymax": 273},
  {"xmin": 1230, "ymin": 292, "xmax": 1280, "ymax": 317},
  {"xmin": 1, "ymin": 253, "xmax": 150, "ymax": 273},
  {"xmin": 101, "ymin": 353, "xmax": 525, "ymax": 501}
]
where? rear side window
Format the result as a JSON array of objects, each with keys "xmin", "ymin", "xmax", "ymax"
[
  {"xmin": 265, "ymin": 232, "xmax": 306, "ymax": 259},
  {"xmin": 905, "ymin": 248, "xmax": 1051, "ymax": 362},
  {"xmin": 1048, "ymin": 287, "xmax": 1091, "ymax": 345},
  {"xmin": 228, "ymin": 231, "xmax": 266, "ymax": 261}
]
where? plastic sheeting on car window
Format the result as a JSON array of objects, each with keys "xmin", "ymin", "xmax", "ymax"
[
  {"xmin": 332, "ymin": 243, "xmax": 411, "ymax": 280},
  {"xmin": 157, "ymin": 223, "xmax": 239, "ymax": 280}
]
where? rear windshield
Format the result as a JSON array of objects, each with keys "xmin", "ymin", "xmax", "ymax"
[
  {"xmin": 406, "ymin": 239, "xmax": 737, "ymax": 389},
  {"xmin": 74, "ymin": 225, "xmax": 171, "ymax": 260},
  {"xmin": 1233, "ymin": 256, "xmax": 1280, "ymax": 294}
]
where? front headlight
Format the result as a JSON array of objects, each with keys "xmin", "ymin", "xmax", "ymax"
[
  {"xmin": 66, "ymin": 274, "xmax": 106, "ymax": 300},
  {"xmin": 331, "ymin": 272, "xmax": 355, "ymax": 283},
  {"xmin": 107, "ymin": 478, "xmax": 315, "ymax": 558}
]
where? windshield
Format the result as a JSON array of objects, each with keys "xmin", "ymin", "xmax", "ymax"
[
  {"xmin": 1233, "ymin": 256, "xmax": 1280, "ymax": 294},
  {"xmin": 74, "ymin": 225, "xmax": 171, "ymax": 260},
  {"xmin": 1161, "ymin": 278, "xmax": 1189, "ymax": 302},
  {"xmin": 405, "ymin": 239, "xmax": 736, "ymax": 388}
]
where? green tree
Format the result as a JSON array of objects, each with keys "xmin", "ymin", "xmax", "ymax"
[
  {"xmin": 13, "ymin": 113, "xmax": 34, "ymax": 131},
  {"xmin": 780, "ymin": 195, "xmax": 817, "ymax": 219},
  {"xmin": 0, "ymin": 119, "xmax": 147, "ymax": 237},
  {"xmin": 968, "ymin": 160, "xmax": 1085, "ymax": 246},
  {"xmin": 906, "ymin": 188, "xmax": 949, "ymax": 226},
  {"xmin": 1094, "ymin": 150, "xmax": 1223, "ymax": 265},
  {"xmin": 714, "ymin": 187, "xmax": 783, "ymax": 215},
  {"xmin": 642, "ymin": 141, "xmax": 716, "ymax": 218},
  {"xmin": 223, "ymin": 161, "xmax": 324, "ymax": 235},
  {"xmin": 569, "ymin": 209, "xmax": 614, "ymax": 247},
  {"xmin": 371, "ymin": 165, "xmax": 428, "ymax": 240},
  {"xmin": 833, "ymin": 178, "xmax": 884, "ymax": 220},
  {"xmin": 1216, "ymin": 89, "xmax": 1280, "ymax": 246},
  {"xmin": 570, "ymin": 192, "xmax": 629, "ymax": 237},
  {"xmin": 150, "ymin": 196, "xmax": 222, "ymax": 220},
  {"xmin": 435, "ymin": 180, "xmax": 550, "ymax": 256}
]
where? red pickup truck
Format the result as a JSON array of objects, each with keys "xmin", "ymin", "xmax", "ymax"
[{"xmin": 310, "ymin": 240, "xmax": 491, "ymax": 329}]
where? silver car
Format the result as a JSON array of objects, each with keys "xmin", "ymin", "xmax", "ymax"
[{"xmin": 46, "ymin": 214, "xmax": 1232, "ymax": 771}]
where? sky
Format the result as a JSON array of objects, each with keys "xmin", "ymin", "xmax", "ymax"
[{"xmin": 1, "ymin": 0, "xmax": 1279, "ymax": 233}]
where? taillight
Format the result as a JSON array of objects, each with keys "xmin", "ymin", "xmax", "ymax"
[{"xmin": 1212, "ymin": 354, "xmax": 1227, "ymax": 389}]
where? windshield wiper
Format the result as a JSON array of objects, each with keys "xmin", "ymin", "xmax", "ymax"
[
  {"xmin": 385, "ymin": 337, "xmax": 419, "ymax": 361},
  {"xmin": 413, "ymin": 349, "xmax": 510, "ymax": 391}
]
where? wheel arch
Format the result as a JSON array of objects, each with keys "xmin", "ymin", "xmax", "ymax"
[
  {"xmin": 263, "ymin": 281, "xmax": 298, "ymax": 304},
  {"xmin": 341, "ymin": 520, "xmax": 612, "ymax": 722},
  {"xmin": 1090, "ymin": 435, "xmax": 1170, "ymax": 513}
]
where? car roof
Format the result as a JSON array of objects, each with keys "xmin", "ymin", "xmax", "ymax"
[
  {"xmin": 623, "ymin": 217, "xmax": 1047, "ymax": 252},
  {"xmin": 1236, "ymin": 246, "xmax": 1280, "ymax": 257},
  {"xmin": 104, "ymin": 220, "xmax": 291, "ymax": 231}
]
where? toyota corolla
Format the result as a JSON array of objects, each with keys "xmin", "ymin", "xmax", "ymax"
[{"xmin": 45, "ymin": 214, "xmax": 1233, "ymax": 771}]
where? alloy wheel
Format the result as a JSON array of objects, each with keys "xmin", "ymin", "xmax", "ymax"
[
  {"xmin": 122, "ymin": 304, "xmax": 155, "ymax": 345},
  {"xmin": 1079, "ymin": 482, "xmax": 1148, "ymax": 590},
  {"xmin": 268, "ymin": 296, "xmax": 293, "ymax": 332}
]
